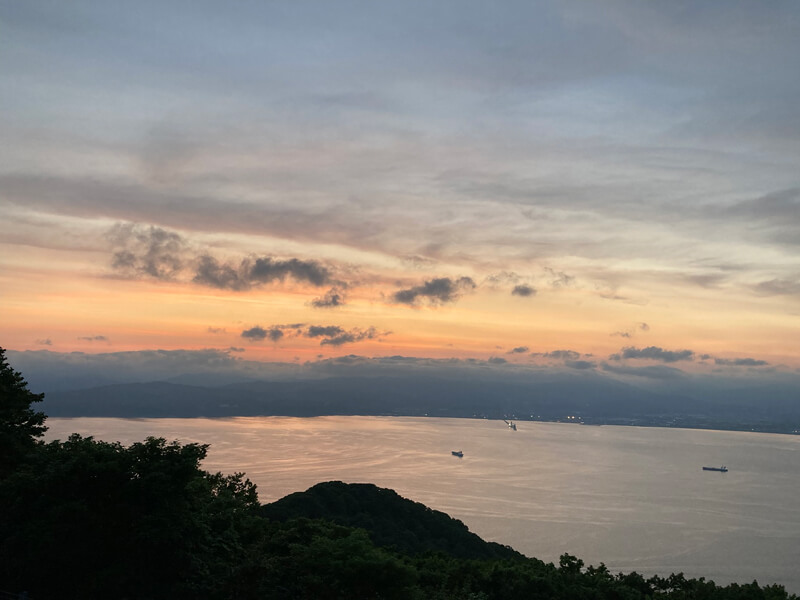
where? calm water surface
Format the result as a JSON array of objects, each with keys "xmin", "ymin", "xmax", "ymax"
[{"xmin": 46, "ymin": 416, "xmax": 800, "ymax": 592}]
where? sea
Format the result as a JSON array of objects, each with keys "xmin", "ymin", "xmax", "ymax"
[{"xmin": 45, "ymin": 416, "xmax": 800, "ymax": 593}]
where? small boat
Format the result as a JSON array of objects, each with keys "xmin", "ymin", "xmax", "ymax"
[
  {"xmin": 451, "ymin": 450, "xmax": 463, "ymax": 458},
  {"xmin": 702, "ymin": 466, "xmax": 728, "ymax": 472},
  {"xmin": 503, "ymin": 419, "xmax": 517, "ymax": 431}
]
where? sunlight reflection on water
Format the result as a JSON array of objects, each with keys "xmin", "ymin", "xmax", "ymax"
[{"xmin": 46, "ymin": 416, "xmax": 800, "ymax": 592}]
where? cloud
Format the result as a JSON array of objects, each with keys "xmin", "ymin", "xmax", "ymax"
[
  {"xmin": 565, "ymin": 360, "xmax": 595, "ymax": 370},
  {"xmin": 258, "ymin": 323, "xmax": 387, "ymax": 346},
  {"xmin": 107, "ymin": 223, "xmax": 187, "ymax": 280},
  {"xmin": 511, "ymin": 284, "xmax": 536, "ymax": 297},
  {"xmin": 532, "ymin": 350, "xmax": 581, "ymax": 360},
  {"xmin": 193, "ymin": 255, "xmax": 331, "ymax": 291},
  {"xmin": 106, "ymin": 223, "xmax": 335, "ymax": 292},
  {"xmin": 507, "ymin": 346, "xmax": 529, "ymax": 354},
  {"xmin": 194, "ymin": 255, "xmax": 248, "ymax": 290},
  {"xmin": 266, "ymin": 327, "xmax": 285, "ymax": 342},
  {"xmin": 306, "ymin": 325, "xmax": 346, "ymax": 338},
  {"xmin": 753, "ymin": 279, "xmax": 800, "ymax": 296},
  {"xmin": 609, "ymin": 346, "xmax": 694, "ymax": 363},
  {"xmin": 320, "ymin": 326, "xmax": 379, "ymax": 347},
  {"xmin": 488, "ymin": 357, "xmax": 507, "ymax": 365},
  {"xmin": 601, "ymin": 362, "xmax": 686, "ymax": 380},
  {"xmin": 545, "ymin": 268, "xmax": 575, "ymax": 288},
  {"xmin": 207, "ymin": 327, "xmax": 227, "ymax": 334},
  {"xmin": 77, "ymin": 335, "xmax": 108, "ymax": 342},
  {"xmin": 612, "ymin": 322, "xmax": 650, "ymax": 338},
  {"xmin": 311, "ymin": 288, "xmax": 345, "ymax": 308},
  {"xmin": 247, "ymin": 257, "xmax": 330, "ymax": 286},
  {"xmin": 393, "ymin": 277, "xmax": 476, "ymax": 305},
  {"xmin": 4, "ymin": 348, "xmax": 300, "ymax": 392},
  {"xmin": 241, "ymin": 326, "xmax": 268, "ymax": 341},
  {"xmin": 722, "ymin": 188, "xmax": 800, "ymax": 231},
  {"xmin": 714, "ymin": 357, "xmax": 769, "ymax": 367},
  {"xmin": 35, "ymin": 338, "xmax": 52, "ymax": 346}
]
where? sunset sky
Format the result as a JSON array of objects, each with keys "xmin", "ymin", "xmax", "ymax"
[{"xmin": 2, "ymin": 1, "xmax": 799, "ymax": 384}]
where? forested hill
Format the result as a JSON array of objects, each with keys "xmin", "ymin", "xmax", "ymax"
[{"xmin": 261, "ymin": 480, "xmax": 520, "ymax": 560}]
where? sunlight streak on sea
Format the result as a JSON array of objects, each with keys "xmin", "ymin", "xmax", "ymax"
[{"xmin": 46, "ymin": 416, "xmax": 800, "ymax": 592}]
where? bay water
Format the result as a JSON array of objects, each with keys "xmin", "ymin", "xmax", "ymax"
[{"xmin": 45, "ymin": 416, "xmax": 800, "ymax": 592}]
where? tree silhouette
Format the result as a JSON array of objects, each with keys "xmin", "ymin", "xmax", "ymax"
[{"xmin": 0, "ymin": 347, "xmax": 47, "ymax": 476}]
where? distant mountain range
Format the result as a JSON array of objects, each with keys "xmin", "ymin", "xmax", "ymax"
[{"xmin": 41, "ymin": 371, "xmax": 800, "ymax": 433}]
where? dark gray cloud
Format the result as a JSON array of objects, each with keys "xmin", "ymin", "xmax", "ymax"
[
  {"xmin": 260, "ymin": 323, "xmax": 386, "ymax": 346},
  {"xmin": 241, "ymin": 326, "xmax": 268, "ymax": 341},
  {"xmin": 566, "ymin": 360, "xmax": 595, "ymax": 370},
  {"xmin": 533, "ymin": 350, "xmax": 581, "ymax": 360},
  {"xmin": 507, "ymin": 346, "xmax": 529, "ymax": 354},
  {"xmin": 266, "ymin": 327, "xmax": 285, "ymax": 342},
  {"xmin": 306, "ymin": 325, "xmax": 345, "ymax": 338},
  {"xmin": 320, "ymin": 327, "xmax": 379, "ymax": 347},
  {"xmin": 609, "ymin": 346, "xmax": 694, "ymax": 363},
  {"xmin": 714, "ymin": 357, "xmax": 769, "ymax": 367},
  {"xmin": 194, "ymin": 255, "xmax": 248, "ymax": 290},
  {"xmin": 311, "ymin": 288, "xmax": 345, "ymax": 308},
  {"xmin": 511, "ymin": 284, "xmax": 536, "ymax": 297},
  {"xmin": 193, "ymin": 255, "xmax": 331, "ymax": 291},
  {"xmin": 78, "ymin": 335, "xmax": 108, "ymax": 342},
  {"xmin": 393, "ymin": 277, "xmax": 476, "ymax": 305},
  {"xmin": 107, "ymin": 223, "xmax": 186, "ymax": 280},
  {"xmin": 488, "ymin": 357, "xmax": 507, "ymax": 365},
  {"xmin": 105, "ymin": 222, "xmax": 333, "ymax": 292},
  {"xmin": 247, "ymin": 257, "xmax": 330, "ymax": 286}
]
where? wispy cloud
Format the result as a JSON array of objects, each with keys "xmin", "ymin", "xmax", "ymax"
[
  {"xmin": 108, "ymin": 223, "xmax": 187, "ymax": 280},
  {"xmin": 612, "ymin": 322, "xmax": 650, "ymax": 338}
]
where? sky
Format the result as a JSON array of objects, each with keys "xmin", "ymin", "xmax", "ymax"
[{"xmin": 2, "ymin": 1, "xmax": 799, "ymax": 388}]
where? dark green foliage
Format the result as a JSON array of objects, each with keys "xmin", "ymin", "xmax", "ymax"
[
  {"xmin": 0, "ymin": 347, "xmax": 46, "ymax": 476},
  {"xmin": 0, "ymin": 433, "xmax": 261, "ymax": 599},
  {"xmin": 261, "ymin": 480, "xmax": 521, "ymax": 559}
]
